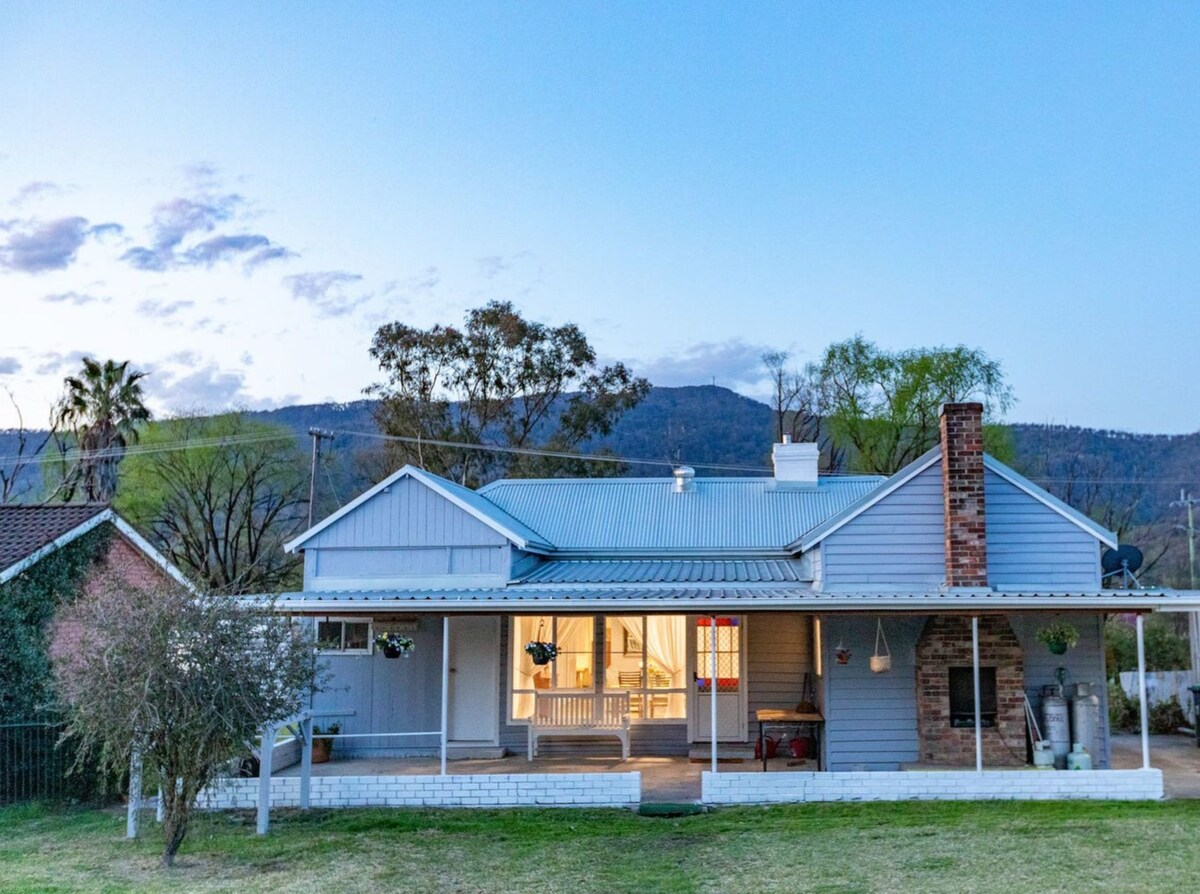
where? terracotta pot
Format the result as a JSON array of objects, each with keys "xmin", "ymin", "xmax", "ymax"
[{"xmin": 312, "ymin": 737, "xmax": 333, "ymax": 764}]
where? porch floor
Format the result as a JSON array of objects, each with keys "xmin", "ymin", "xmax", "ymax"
[
  {"xmin": 275, "ymin": 754, "xmax": 820, "ymax": 803},
  {"xmin": 1111, "ymin": 733, "xmax": 1200, "ymax": 798}
]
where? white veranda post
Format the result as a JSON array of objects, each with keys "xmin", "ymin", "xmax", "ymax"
[
  {"xmin": 1136, "ymin": 613, "xmax": 1150, "ymax": 770},
  {"xmin": 710, "ymin": 615, "xmax": 718, "ymax": 774},
  {"xmin": 441, "ymin": 616, "xmax": 450, "ymax": 776},
  {"xmin": 972, "ymin": 616, "xmax": 982, "ymax": 773}
]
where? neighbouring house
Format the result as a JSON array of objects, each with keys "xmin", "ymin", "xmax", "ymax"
[
  {"xmin": 0, "ymin": 504, "xmax": 194, "ymax": 708},
  {"xmin": 242, "ymin": 403, "xmax": 1198, "ymax": 811}
]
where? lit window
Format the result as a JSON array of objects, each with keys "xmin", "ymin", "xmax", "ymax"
[
  {"xmin": 316, "ymin": 618, "xmax": 372, "ymax": 654},
  {"xmin": 605, "ymin": 616, "xmax": 686, "ymax": 720},
  {"xmin": 510, "ymin": 616, "xmax": 595, "ymax": 721}
]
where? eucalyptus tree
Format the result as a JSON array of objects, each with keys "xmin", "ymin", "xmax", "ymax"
[
  {"xmin": 366, "ymin": 301, "xmax": 650, "ymax": 487},
  {"xmin": 52, "ymin": 357, "xmax": 151, "ymax": 502}
]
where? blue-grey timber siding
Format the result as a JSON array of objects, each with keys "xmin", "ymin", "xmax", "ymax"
[
  {"xmin": 746, "ymin": 613, "xmax": 813, "ymax": 738},
  {"xmin": 820, "ymin": 463, "xmax": 945, "ymax": 588},
  {"xmin": 303, "ymin": 477, "xmax": 510, "ymax": 549},
  {"xmin": 1009, "ymin": 612, "xmax": 1110, "ymax": 768},
  {"xmin": 309, "ymin": 615, "xmax": 446, "ymax": 757},
  {"xmin": 985, "ymin": 471, "xmax": 1102, "ymax": 588},
  {"xmin": 821, "ymin": 611, "xmax": 1111, "ymax": 771},
  {"xmin": 821, "ymin": 614, "xmax": 925, "ymax": 771}
]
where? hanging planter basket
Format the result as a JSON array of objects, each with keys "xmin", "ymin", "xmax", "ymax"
[
  {"xmin": 870, "ymin": 619, "xmax": 892, "ymax": 674},
  {"xmin": 375, "ymin": 632, "xmax": 415, "ymax": 659},
  {"xmin": 834, "ymin": 641, "xmax": 852, "ymax": 665},
  {"xmin": 1035, "ymin": 622, "xmax": 1079, "ymax": 656},
  {"xmin": 525, "ymin": 641, "xmax": 559, "ymax": 666}
]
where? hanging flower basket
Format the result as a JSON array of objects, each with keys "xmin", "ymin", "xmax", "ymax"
[
  {"xmin": 834, "ymin": 643, "xmax": 852, "ymax": 665},
  {"xmin": 1035, "ymin": 622, "xmax": 1078, "ymax": 656},
  {"xmin": 870, "ymin": 619, "xmax": 892, "ymax": 674},
  {"xmin": 375, "ymin": 632, "xmax": 415, "ymax": 659},
  {"xmin": 525, "ymin": 641, "xmax": 559, "ymax": 665}
]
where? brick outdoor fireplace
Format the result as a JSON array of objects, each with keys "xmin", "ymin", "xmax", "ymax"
[{"xmin": 915, "ymin": 615, "xmax": 1027, "ymax": 766}]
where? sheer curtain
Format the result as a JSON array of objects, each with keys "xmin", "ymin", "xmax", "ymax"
[{"xmin": 645, "ymin": 616, "xmax": 685, "ymax": 688}]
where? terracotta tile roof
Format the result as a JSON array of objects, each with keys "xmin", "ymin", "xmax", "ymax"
[{"xmin": 0, "ymin": 504, "xmax": 110, "ymax": 572}]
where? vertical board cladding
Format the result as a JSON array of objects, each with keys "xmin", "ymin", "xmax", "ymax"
[
  {"xmin": 1009, "ymin": 612, "xmax": 1110, "ymax": 768},
  {"xmin": 746, "ymin": 613, "xmax": 813, "ymax": 737},
  {"xmin": 309, "ymin": 615, "xmax": 446, "ymax": 756},
  {"xmin": 303, "ymin": 476, "xmax": 509, "ymax": 549},
  {"xmin": 820, "ymin": 463, "xmax": 946, "ymax": 587},
  {"xmin": 822, "ymin": 614, "xmax": 926, "ymax": 771},
  {"xmin": 985, "ymin": 470, "xmax": 1103, "ymax": 588}
]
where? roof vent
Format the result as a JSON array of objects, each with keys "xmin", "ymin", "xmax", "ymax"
[
  {"xmin": 772, "ymin": 440, "xmax": 819, "ymax": 488},
  {"xmin": 673, "ymin": 466, "xmax": 696, "ymax": 494}
]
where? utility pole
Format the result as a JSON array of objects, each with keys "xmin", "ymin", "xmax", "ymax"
[
  {"xmin": 1170, "ymin": 490, "xmax": 1200, "ymax": 678},
  {"xmin": 307, "ymin": 429, "xmax": 335, "ymax": 528}
]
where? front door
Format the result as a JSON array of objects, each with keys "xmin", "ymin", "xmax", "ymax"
[
  {"xmin": 689, "ymin": 615, "xmax": 747, "ymax": 742},
  {"xmin": 448, "ymin": 616, "xmax": 499, "ymax": 743}
]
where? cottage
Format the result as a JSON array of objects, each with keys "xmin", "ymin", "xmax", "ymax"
[{"xmin": 241, "ymin": 403, "xmax": 1198, "ymax": 814}]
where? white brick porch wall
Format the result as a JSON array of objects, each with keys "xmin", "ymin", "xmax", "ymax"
[
  {"xmin": 197, "ymin": 772, "xmax": 641, "ymax": 809},
  {"xmin": 702, "ymin": 769, "xmax": 1164, "ymax": 803}
]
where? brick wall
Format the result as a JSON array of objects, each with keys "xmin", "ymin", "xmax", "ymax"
[
  {"xmin": 940, "ymin": 402, "xmax": 988, "ymax": 587},
  {"xmin": 196, "ymin": 772, "xmax": 642, "ymax": 809},
  {"xmin": 51, "ymin": 528, "xmax": 180, "ymax": 663},
  {"xmin": 915, "ymin": 615, "xmax": 1026, "ymax": 767},
  {"xmin": 702, "ymin": 769, "xmax": 1163, "ymax": 803}
]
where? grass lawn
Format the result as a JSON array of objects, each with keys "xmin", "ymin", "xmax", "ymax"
[{"xmin": 2, "ymin": 800, "xmax": 1198, "ymax": 894}]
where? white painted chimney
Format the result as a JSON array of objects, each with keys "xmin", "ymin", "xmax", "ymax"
[{"xmin": 772, "ymin": 439, "xmax": 820, "ymax": 487}]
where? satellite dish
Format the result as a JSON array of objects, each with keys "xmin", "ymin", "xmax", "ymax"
[{"xmin": 1102, "ymin": 544, "xmax": 1144, "ymax": 576}]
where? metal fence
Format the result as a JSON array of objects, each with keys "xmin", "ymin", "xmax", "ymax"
[{"xmin": 0, "ymin": 718, "xmax": 94, "ymax": 805}]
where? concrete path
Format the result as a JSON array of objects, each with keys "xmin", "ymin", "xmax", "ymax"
[{"xmin": 1111, "ymin": 733, "xmax": 1200, "ymax": 798}]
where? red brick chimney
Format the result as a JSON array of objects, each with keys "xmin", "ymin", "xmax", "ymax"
[{"xmin": 940, "ymin": 402, "xmax": 988, "ymax": 588}]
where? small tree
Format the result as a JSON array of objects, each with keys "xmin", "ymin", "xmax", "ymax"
[{"xmin": 54, "ymin": 578, "xmax": 317, "ymax": 866}]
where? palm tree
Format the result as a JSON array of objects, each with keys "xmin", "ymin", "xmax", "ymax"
[{"xmin": 53, "ymin": 357, "xmax": 151, "ymax": 502}]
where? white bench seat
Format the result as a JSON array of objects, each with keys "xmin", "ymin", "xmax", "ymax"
[{"xmin": 527, "ymin": 692, "xmax": 631, "ymax": 760}]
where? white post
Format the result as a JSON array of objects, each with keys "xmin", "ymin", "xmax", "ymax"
[
  {"xmin": 1136, "ymin": 613, "xmax": 1151, "ymax": 770},
  {"xmin": 441, "ymin": 616, "xmax": 450, "ymax": 777},
  {"xmin": 126, "ymin": 747, "xmax": 142, "ymax": 839},
  {"xmin": 299, "ymin": 716, "xmax": 313, "ymax": 811},
  {"xmin": 710, "ymin": 615, "xmax": 718, "ymax": 775},
  {"xmin": 972, "ymin": 616, "xmax": 982, "ymax": 773},
  {"xmin": 257, "ymin": 722, "xmax": 276, "ymax": 835}
]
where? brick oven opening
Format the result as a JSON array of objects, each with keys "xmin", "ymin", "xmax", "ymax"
[{"xmin": 948, "ymin": 667, "xmax": 997, "ymax": 728}]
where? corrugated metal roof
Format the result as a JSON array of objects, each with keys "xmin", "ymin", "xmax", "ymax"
[
  {"xmin": 268, "ymin": 587, "xmax": 1200, "ymax": 612},
  {"xmin": 478, "ymin": 476, "xmax": 882, "ymax": 553},
  {"xmin": 520, "ymin": 558, "xmax": 808, "ymax": 584}
]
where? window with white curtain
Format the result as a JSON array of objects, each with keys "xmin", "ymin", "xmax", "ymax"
[
  {"xmin": 604, "ymin": 615, "xmax": 687, "ymax": 720},
  {"xmin": 509, "ymin": 616, "xmax": 595, "ymax": 721}
]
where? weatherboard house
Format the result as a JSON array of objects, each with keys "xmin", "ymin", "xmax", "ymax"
[{"xmin": 227, "ymin": 403, "xmax": 1198, "ymax": 817}]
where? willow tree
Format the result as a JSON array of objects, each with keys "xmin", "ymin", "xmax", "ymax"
[
  {"xmin": 814, "ymin": 336, "xmax": 1014, "ymax": 475},
  {"xmin": 52, "ymin": 357, "xmax": 151, "ymax": 502},
  {"xmin": 366, "ymin": 301, "xmax": 650, "ymax": 487}
]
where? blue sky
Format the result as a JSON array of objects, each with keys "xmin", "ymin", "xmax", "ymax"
[{"xmin": 2, "ymin": 2, "xmax": 1199, "ymax": 431}]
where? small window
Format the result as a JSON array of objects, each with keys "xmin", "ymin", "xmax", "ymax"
[
  {"xmin": 316, "ymin": 618, "xmax": 372, "ymax": 654},
  {"xmin": 949, "ymin": 667, "xmax": 996, "ymax": 728}
]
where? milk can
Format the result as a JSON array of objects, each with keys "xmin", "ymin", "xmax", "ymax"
[{"xmin": 1041, "ymin": 684, "xmax": 1071, "ymax": 769}]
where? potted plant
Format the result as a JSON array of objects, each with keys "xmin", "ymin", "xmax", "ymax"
[
  {"xmin": 375, "ymin": 631, "xmax": 415, "ymax": 659},
  {"xmin": 311, "ymin": 722, "xmax": 339, "ymax": 763},
  {"xmin": 1036, "ymin": 621, "xmax": 1079, "ymax": 655},
  {"xmin": 525, "ymin": 640, "xmax": 559, "ymax": 666}
]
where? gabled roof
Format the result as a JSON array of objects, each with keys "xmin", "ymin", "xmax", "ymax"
[
  {"xmin": 285, "ymin": 465, "xmax": 554, "ymax": 554},
  {"xmin": 0, "ymin": 505, "xmax": 195, "ymax": 590},
  {"xmin": 796, "ymin": 448, "xmax": 1119, "ymax": 551},
  {"xmin": 478, "ymin": 475, "xmax": 882, "ymax": 555}
]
